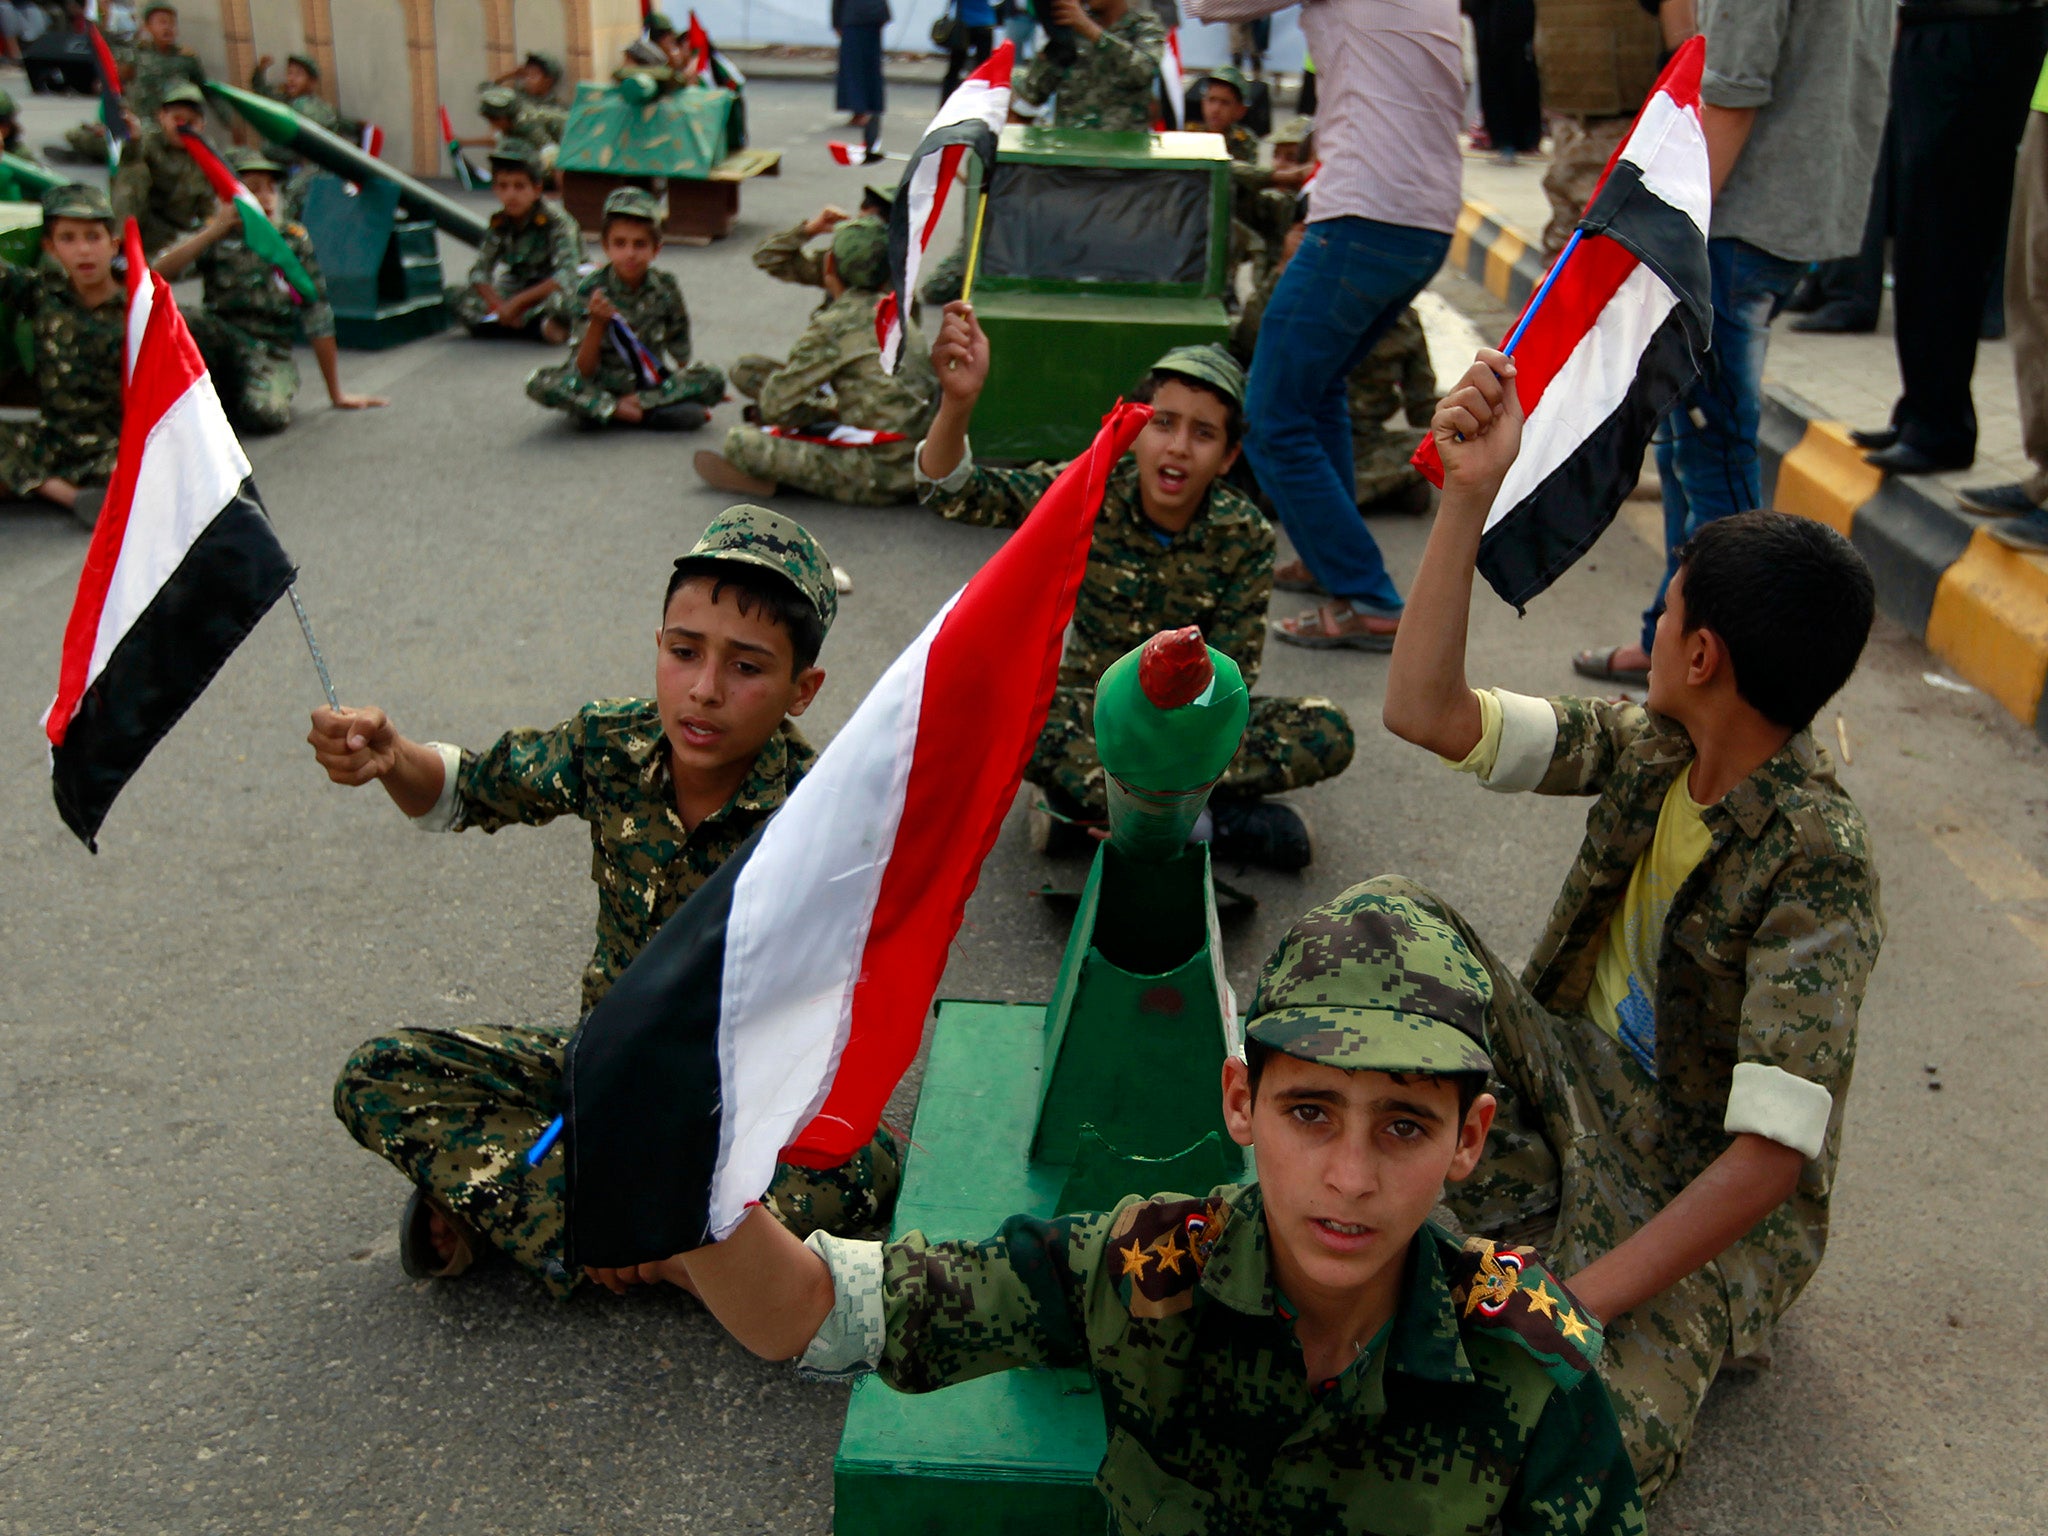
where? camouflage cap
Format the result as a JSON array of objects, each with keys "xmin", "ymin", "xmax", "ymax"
[
  {"xmin": 478, "ymin": 84, "xmax": 521, "ymax": 117},
  {"xmin": 227, "ymin": 145, "xmax": 284, "ymax": 177},
  {"xmin": 1151, "ymin": 342, "xmax": 1245, "ymax": 407},
  {"xmin": 41, "ymin": 182, "xmax": 115, "ymax": 226},
  {"xmin": 286, "ymin": 51, "xmax": 320, "ymax": 78},
  {"xmin": 141, "ymin": 1, "xmax": 177, "ymax": 16},
  {"xmin": 678, "ymin": 506, "xmax": 838, "ymax": 631},
  {"xmin": 830, "ymin": 215, "xmax": 890, "ymax": 292},
  {"xmin": 487, "ymin": 137, "xmax": 545, "ymax": 177},
  {"xmin": 160, "ymin": 81, "xmax": 205, "ymax": 109},
  {"xmin": 1271, "ymin": 114, "xmax": 1314, "ymax": 146},
  {"xmin": 524, "ymin": 50, "xmax": 564, "ymax": 81},
  {"xmin": 645, "ymin": 11, "xmax": 679, "ymax": 37},
  {"xmin": 1204, "ymin": 65, "xmax": 1249, "ymax": 100},
  {"xmin": 861, "ymin": 181, "xmax": 896, "ymax": 214},
  {"xmin": 1244, "ymin": 887, "xmax": 1494, "ymax": 1076},
  {"xmin": 0, "ymin": 89, "xmax": 17, "ymax": 118},
  {"xmin": 602, "ymin": 186, "xmax": 663, "ymax": 225}
]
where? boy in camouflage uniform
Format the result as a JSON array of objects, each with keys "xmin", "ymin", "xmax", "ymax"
[
  {"xmin": 57, "ymin": 0, "xmax": 206, "ymax": 164},
  {"xmin": 312, "ymin": 508, "xmax": 901, "ymax": 1297},
  {"xmin": 249, "ymin": 51, "xmax": 341, "ymax": 137},
  {"xmin": 479, "ymin": 84, "xmax": 560, "ymax": 171},
  {"xmin": 1013, "ymin": 0, "xmax": 1165, "ymax": 131},
  {"xmin": 751, "ymin": 189, "xmax": 894, "ymax": 292},
  {"xmin": 450, "ymin": 142, "xmax": 581, "ymax": 342},
  {"xmin": 1381, "ymin": 349, "xmax": 1885, "ymax": 1499},
  {"xmin": 670, "ymin": 887, "xmax": 1647, "ymax": 1535},
  {"xmin": 110, "ymin": 82, "xmax": 217, "ymax": 257},
  {"xmin": 695, "ymin": 218, "xmax": 938, "ymax": 506},
  {"xmin": 525, "ymin": 188, "xmax": 724, "ymax": 430},
  {"xmin": 152, "ymin": 148, "xmax": 387, "ymax": 433},
  {"xmin": 920, "ymin": 301, "xmax": 1353, "ymax": 870},
  {"xmin": 0, "ymin": 90, "xmax": 37, "ymax": 163},
  {"xmin": 0, "ymin": 184, "xmax": 126, "ymax": 525}
]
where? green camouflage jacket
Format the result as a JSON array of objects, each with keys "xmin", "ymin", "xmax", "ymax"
[
  {"xmin": 432, "ymin": 699, "xmax": 815, "ymax": 1013},
  {"xmin": 499, "ymin": 98, "xmax": 566, "ymax": 151},
  {"xmin": 124, "ymin": 42, "xmax": 208, "ymax": 118},
  {"xmin": 194, "ymin": 220, "xmax": 336, "ymax": 352},
  {"xmin": 466, "ymin": 200, "xmax": 583, "ymax": 298},
  {"xmin": 1219, "ymin": 122, "xmax": 1258, "ymax": 164},
  {"xmin": 804, "ymin": 1185, "xmax": 1645, "ymax": 1535},
  {"xmin": 921, "ymin": 451, "xmax": 1273, "ymax": 690},
  {"xmin": 111, "ymin": 129, "xmax": 216, "ymax": 253},
  {"xmin": 757, "ymin": 288, "xmax": 938, "ymax": 436},
  {"xmin": 1492, "ymin": 693, "xmax": 1883, "ymax": 1354},
  {"xmin": 566, "ymin": 262, "xmax": 695, "ymax": 399},
  {"xmin": 0, "ymin": 262, "xmax": 124, "ymax": 459},
  {"xmin": 1016, "ymin": 8, "xmax": 1166, "ymax": 132},
  {"xmin": 752, "ymin": 220, "xmax": 829, "ymax": 291}
]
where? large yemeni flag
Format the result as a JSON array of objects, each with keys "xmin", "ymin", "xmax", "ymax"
[
  {"xmin": 1156, "ymin": 30, "xmax": 1185, "ymax": 130},
  {"xmin": 43, "ymin": 220, "xmax": 295, "ymax": 850},
  {"xmin": 876, "ymin": 40, "xmax": 1013, "ymax": 372},
  {"xmin": 1417, "ymin": 37, "xmax": 1712, "ymax": 609},
  {"xmin": 562, "ymin": 401, "xmax": 1154, "ymax": 1265}
]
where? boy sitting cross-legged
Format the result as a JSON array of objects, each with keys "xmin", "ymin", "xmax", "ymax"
[
  {"xmin": 1380, "ymin": 348, "xmax": 1884, "ymax": 1498},
  {"xmin": 312, "ymin": 508, "xmax": 899, "ymax": 1296},
  {"xmin": 450, "ymin": 140, "xmax": 581, "ymax": 344},
  {"xmin": 665, "ymin": 887, "xmax": 1647, "ymax": 1534}
]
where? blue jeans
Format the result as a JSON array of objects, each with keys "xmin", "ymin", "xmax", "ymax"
[
  {"xmin": 1643, "ymin": 237, "xmax": 1804, "ymax": 650},
  {"xmin": 1246, "ymin": 218, "xmax": 1452, "ymax": 614}
]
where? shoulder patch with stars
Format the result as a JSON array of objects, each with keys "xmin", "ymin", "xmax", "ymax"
[
  {"xmin": 1447, "ymin": 1236, "xmax": 1603, "ymax": 1390},
  {"xmin": 1106, "ymin": 1195, "xmax": 1226, "ymax": 1320}
]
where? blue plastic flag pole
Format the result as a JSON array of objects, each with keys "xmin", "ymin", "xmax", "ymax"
[
  {"xmin": 528, "ymin": 1115, "xmax": 563, "ymax": 1166},
  {"xmin": 1502, "ymin": 227, "xmax": 1582, "ymax": 357}
]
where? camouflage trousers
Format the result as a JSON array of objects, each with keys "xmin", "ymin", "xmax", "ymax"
[
  {"xmin": 524, "ymin": 358, "xmax": 726, "ymax": 424},
  {"xmin": 720, "ymin": 424, "xmax": 918, "ymax": 506},
  {"xmin": 1031, "ymin": 685, "xmax": 1355, "ymax": 815},
  {"xmin": 188, "ymin": 313, "xmax": 300, "ymax": 435},
  {"xmin": 0, "ymin": 419, "xmax": 118, "ymax": 499},
  {"xmin": 447, "ymin": 283, "xmax": 567, "ymax": 337},
  {"xmin": 1543, "ymin": 115, "xmax": 1632, "ymax": 259},
  {"xmin": 1353, "ymin": 425, "xmax": 1427, "ymax": 506},
  {"xmin": 333, "ymin": 1019, "xmax": 904, "ymax": 1300},
  {"xmin": 64, "ymin": 120, "xmax": 108, "ymax": 161},
  {"xmin": 1365, "ymin": 873, "xmax": 1734, "ymax": 1503}
]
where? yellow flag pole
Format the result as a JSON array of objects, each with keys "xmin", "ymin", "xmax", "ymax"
[{"xmin": 959, "ymin": 189, "xmax": 991, "ymax": 305}]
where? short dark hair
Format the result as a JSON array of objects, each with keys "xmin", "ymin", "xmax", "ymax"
[
  {"xmin": 602, "ymin": 213, "xmax": 660, "ymax": 242},
  {"xmin": 1134, "ymin": 369, "xmax": 1244, "ymax": 447},
  {"xmin": 1243, "ymin": 1039, "xmax": 1489, "ymax": 1121},
  {"xmin": 663, "ymin": 559, "xmax": 824, "ymax": 673},
  {"xmin": 1674, "ymin": 510, "xmax": 1875, "ymax": 731}
]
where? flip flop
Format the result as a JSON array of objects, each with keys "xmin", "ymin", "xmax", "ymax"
[
  {"xmin": 1571, "ymin": 647, "xmax": 1650, "ymax": 686},
  {"xmin": 1271, "ymin": 600, "xmax": 1400, "ymax": 652},
  {"xmin": 399, "ymin": 1186, "xmax": 477, "ymax": 1280}
]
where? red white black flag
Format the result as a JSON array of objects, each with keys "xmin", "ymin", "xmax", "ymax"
[
  {"xmin": 1418, "ymin": 37, "xmax": 1712, "ymax": 609},
  {"xmin": 43, "ymin": 220, "xmax": 295, "ymax": 850},
  {"xmin": 876, "ymin": 40, "xmax": 1013, "ymax": 372},
  {"xmin": 562, "ymin": 401, "xmax": 1154, "ymax": 1265}
]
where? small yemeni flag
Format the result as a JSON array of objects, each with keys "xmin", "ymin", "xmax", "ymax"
[
  {"xmin": 876, "ymin": 40, "xmax": 1013, "ymax": 372},
  {"xmin": 762, "ymin": 422, "xmax": 907, "ymax": 446},
  {"xmin": 562, "ymin": 400, "xmax": 1154, "ymax": 1264},
  {"xmin": 1156, "ymin": 30, "xmax": 1185, "ymax": 130},
  {"xmin": 176, "ymin": 128, "xmax": 319, "ymax": 303},
  {"xmin": 607, "ymin": 315, "xmax": 668, "ymax": 391},
  {"xmin": 439, "ymin": 105, "xmax": 480, "ymax": 189},
  {"xmin": 87, "ymin": 23, "xmax": 129, "ymax": 173},
  {"xmin": 359, "ymin": 121, "xmax": 384, "ymax": 160},
  {"xmin": 43, "ymin": 220, "xmax": 296, "ymax": 851},
  {"xmin": 1415, "ymin": 37, "xmax": 1711, "ymax": 609}
]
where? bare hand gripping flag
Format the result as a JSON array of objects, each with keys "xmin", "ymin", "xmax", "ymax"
[
  {"xmin": 44, "ymin": 220, "xmax": 295, "ymax": 849},
  {"xmin": 563, "ymin": 402, "xmax": 1154, "ymax": 1267},
  {"xmin": 1417, "ymin": 37, "xmax": 1712, "ymax": 609}
]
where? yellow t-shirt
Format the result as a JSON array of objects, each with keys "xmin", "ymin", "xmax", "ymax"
[{"xmin": 1584, "ymin": 772, "xmax": 1712, "ymax": 1073}]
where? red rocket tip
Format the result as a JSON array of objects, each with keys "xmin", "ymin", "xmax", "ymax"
[{"xmin": 1138, "ymin": 627, "xmax": 1212, "ymax": 710}]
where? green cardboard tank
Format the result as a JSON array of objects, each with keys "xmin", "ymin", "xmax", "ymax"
[
  {"xmin": 967, "ymin": 127, "xmax": 1234, "ymax": 464},
  {"xmin": 555, "ymin": 77, "xmax": 781, "ymax": 242}
]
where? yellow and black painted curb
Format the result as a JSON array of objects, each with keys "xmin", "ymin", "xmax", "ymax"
[
  {"xmin": 1758, "ymin": 391, "xmax": 2048, "ymax": 743},
  {"xmin": 1449, "ymin": 199, "xmax": 1550, "ymax": 313}
]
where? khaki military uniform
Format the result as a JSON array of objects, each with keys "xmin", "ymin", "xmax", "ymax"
[
  {"xmin": 451, "ymin": 200, "xmax": 584, "ymax": 334},
  {"xmin": 919, "ymin": 452, "xmax": 1353, "ymax": 811},
  {"xmin": 111, "ymin": 129, "xmax": 217, "ymax": 257},
  {"xmin": 332, "ymin": 703, "xmax": 901, "ymax": 1298},
  {"xmin": 0, "ymin": 264, "xmax": 124, "ymax": 497},
  {"xmin": 65, "ymin": 40, "xmax": 207, "ymax": 159},
  {"xmin": 1536, "ymin": 0, "xmax": 1664, "ymax": 257},
  {"xmin": 801, "ymin": 1186, "xmax": 1645, "ymax": 1534},
  {"xmin": 1015, "ymin": 8, "xmax": 1167, "ymax": 132},
  {"xmin": 1408, "ymin": 692, "xmax": 1884, "ymax": 1496},
  {"xmin": 185, "ymin": 220, "xmax": 336, "ymax": 434},
  {"xmin": 752, "ymin": 220, "xmax": 832, "ymax": 291},
  {"xmin": 525, "ymin": 264, "xmax": 725, "ymax": 424},
  {"xmin": 723, "ymin": 289, "xmax": 938, "ymax": 505}
]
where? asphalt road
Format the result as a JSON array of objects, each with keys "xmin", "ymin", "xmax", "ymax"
[{"xmin": 4, "ymin": 79, "xmax": 2048, "ymax": 1535}]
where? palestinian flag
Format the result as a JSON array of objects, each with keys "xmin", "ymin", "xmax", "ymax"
[
  {"xmin": 1416, "ymin": 36, "xmax": 1711, "ymax": 609},
  {"xmin": 43, "ymin": 220, "xmax": 295, "ymax": 851},
  {"xmin": 562, "ymin": 400, "xmax": 1154, "ymax": 1264},
  {"xmin": 876, "ymin": 40, "xmax": 1013, "ymax": 372},
  {"xmin": 439, "ymin": 105, "xmax": 482, "ymax": 189},
  {"xmin": 86, "ymin": 23, "xmax": 129, "ymax": 174},
  {"xmin": 176, "ymin": 127, "xmax": 319, "ymax": 303},
  {"xmin": 686, "ymin": 11, "xmax": 746, "ymax": 90},
  {"xmin": 1155, "ymin": 29, "xmax": 1185, "ymax": 130}
]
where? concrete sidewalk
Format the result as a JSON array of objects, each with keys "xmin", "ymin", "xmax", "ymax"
[{"xmin": 1455, "ymin": 151, "xmax": 2048, "ymax": 742}]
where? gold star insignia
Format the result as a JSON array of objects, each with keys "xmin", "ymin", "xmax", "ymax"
[
  {"xmin": 1522, "ymin": 1284, "xmax": 1558, "ymax": 1320},
  {"xmin": 1119, "ymin": 1240, "xmax": 1152, "ymax": 1279},
  {"xmin": 1153, "ymin": 1236, "xmax": 1186, "ymax": 1275},
  {"xmin": 1558, "ymin": 1307, "xmax": 1592, "ymax": 1344}
]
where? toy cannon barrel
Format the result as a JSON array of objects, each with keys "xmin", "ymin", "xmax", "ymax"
[
  {"xmin": 202, "ymin": 81, "xmax": 490, "ymax": 245},
  {"xmin": 1093, "ymin": 627, "xmax": 1249, "ymax": 862},
  {"xmin": 0, "ymin": 152, "xmax": 66, "ymax": 203}
]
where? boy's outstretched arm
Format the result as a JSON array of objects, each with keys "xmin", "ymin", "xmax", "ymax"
[
  {"xmin": 917, "ymin": 300, "xmax": 987, "ymax": 483},
  {"xmin": 307, "ymin": 705, "xmax": 448, "ymax": 818},
  {"xmin": 1382, "ymin": 349, "xmax": 1523, "ymax": 761},
  {"xmin": 675, "ymin": 1205, "xmax": 837, "ymax": 1361}
]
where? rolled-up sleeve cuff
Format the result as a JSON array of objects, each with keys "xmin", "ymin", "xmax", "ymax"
[
  {"xmin": 1725, "ymin": 1062, "xmax": 1833, "ymax": 1160},
  {"xmin": 410, "ymin": 743, "xmax": 465, "ymax": 833},
  {"xmin": 1701, "ymin": 68, "xmax": 1773, "ymax": 111},
  {"xmin": 795, "ymin": 1231, "xmax": 887, "ymax": 1383},
  {"xmin": 1478, "ymin": 689, "xmax": 1558, "ymax": 793},
  {"xmin": 912, "ymin": 434, "xmax": 975, "ymax": 497}
]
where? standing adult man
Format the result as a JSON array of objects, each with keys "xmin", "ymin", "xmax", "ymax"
[
  {"xmin": 1851, "ymin": 0, "xmax": 2048, "ymax": 476},
  {"xmin": 1572, "ymin": 0, "xmax": 1890, "ymax": 687},
  {"xmin": 1013, "ymin": 0, "xmax": 1166, "ymax": 131},
  {"xmin": 1191, "ymin": 0, "xmax": 1463, "ymax": 652},
  {"xmin": 1535, "ymin": 0, "xmax": 1671, "ymax": 256}
]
